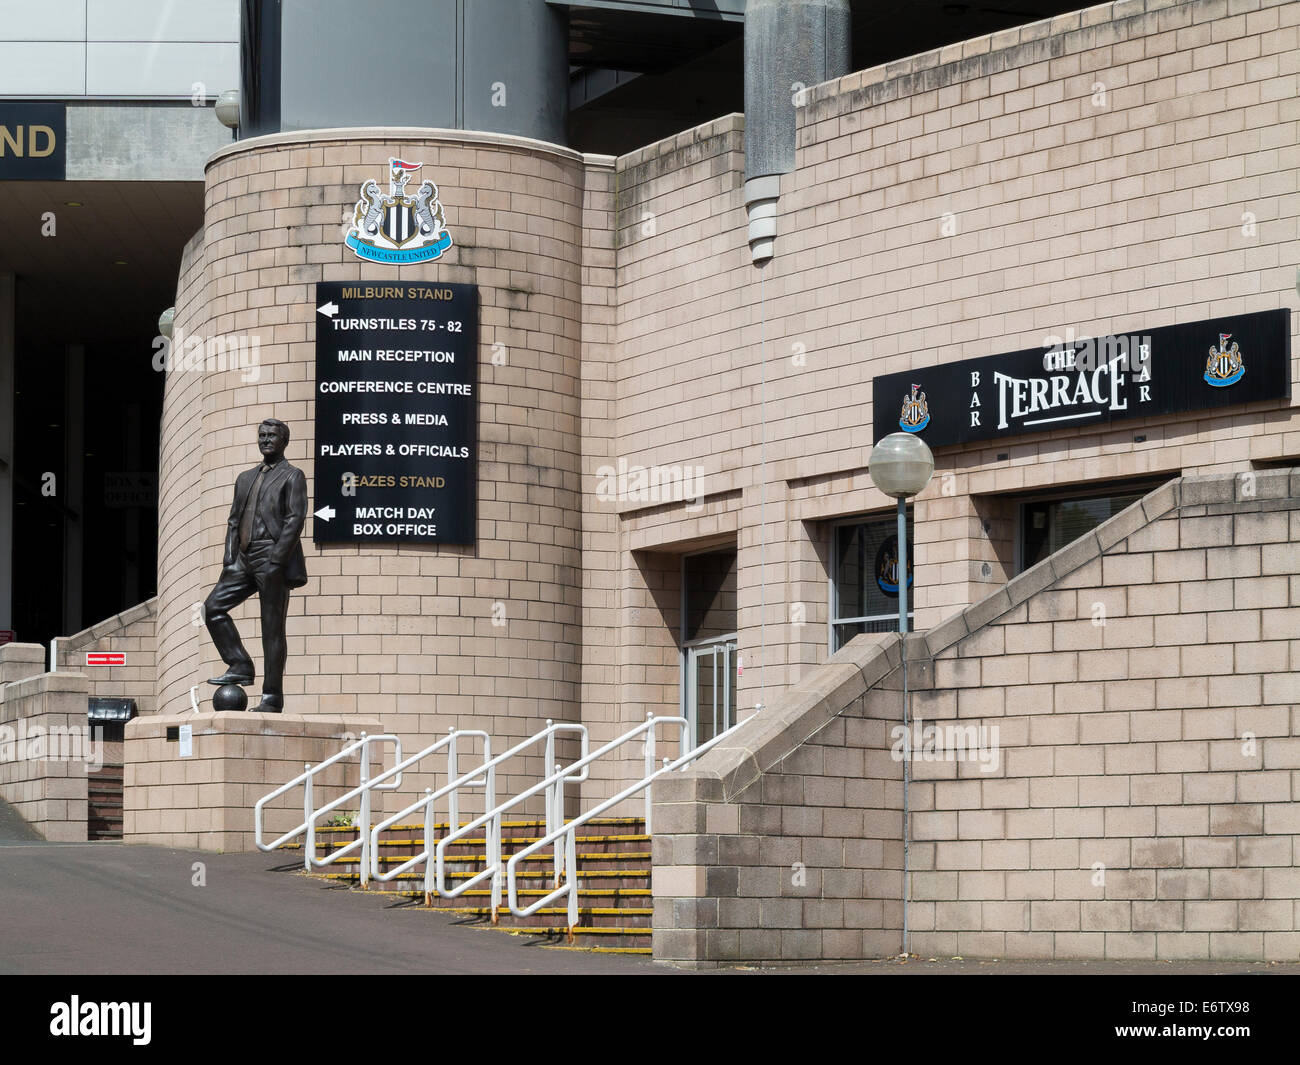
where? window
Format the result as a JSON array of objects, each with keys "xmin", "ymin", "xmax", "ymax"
[
  {"xmin": 1020, "ymin": 487, "xmax": 1150, "ymax": 570},
  {"xmin": 830, "ymin": 512, "xmax": 912, "ymax": 652}
]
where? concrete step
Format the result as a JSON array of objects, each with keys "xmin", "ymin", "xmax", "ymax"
[
  {"xmin": 285, "ymin": 815, "xmax": 654, "ymax": 954},
  {"xmin": 87, "ymin": 763, "xmax": 125, "ymax": 841}
]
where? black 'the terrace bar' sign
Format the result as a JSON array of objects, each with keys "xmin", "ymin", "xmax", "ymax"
[{"xmin": 872, "ymin": 309, "xmax": 1291, "ymax": 448}]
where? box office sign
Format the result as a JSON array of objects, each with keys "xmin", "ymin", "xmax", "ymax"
[
  {"xmin": 313, "ymin": 281, "xmax": 477, "ymax": 545},
  {"xmin": 872, "ymin": 309, "xmax": 1291, "ymax": 448},
  {"xmin": 0, "ymin": 103, "xmax": 65, "ymax": 180}
]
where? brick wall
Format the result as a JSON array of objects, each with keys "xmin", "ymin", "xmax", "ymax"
[
  {"xmin": 654, "ymin": 470, "xmax": 1300, "ymax": 965},
  {"xmin": 58, "ymin": 598, "xmax": 158, "ymax": 719},
  {"xmin": 610, "ymin": 0, "xmax": 1300, "ymax": 721},
  {"xmin": 912, "ymin": 470, "xmax": 1300, "ymax": 961},
  {"xmin": 0, "ymin": 644, "xmax": 91, "ymax": 843},
  {"xmin": 157, "ymin": 229, "xmax": 208, "ymax": 727},
  {"xmin": 652, "ymin": 634, "xmax": 905, "ymax": 965},
  {"xmin": 149, "ymin": 0, "xmax": 1300, "ymax": 813},
  {"xmin": 124, "ymin": 712, "xmax": 383, "ymax": 851},
  {"xmin": 158, "ymin": 129, "xmax": 595, "ymax": 809}
]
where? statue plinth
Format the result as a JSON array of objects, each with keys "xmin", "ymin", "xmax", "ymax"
[{"xmin": 123, "ymin": 712, "xmax": 383, "ymax": 852}]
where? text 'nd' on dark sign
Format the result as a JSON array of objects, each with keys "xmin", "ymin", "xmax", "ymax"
[
  {"xmin": 313, "ymin": 281, "xmax": 478, "ymax": 545},
  {"xmin": 0, "ymin": 102, "xmax": 65, "ymax": 180},
  {"xmin": 873, "ymin": 308, "xmax": 1292, "ymax": 449}
]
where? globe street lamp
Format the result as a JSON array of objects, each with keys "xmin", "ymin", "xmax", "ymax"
[
  {"xmin": 215, "ymin": 90, "xmax": 240, "ymax": 134},
  {"xmin": 869, "ymin": 430, "xmax": 934, "ymax": 960},
  {"xmin": 868, "ymin": 432, "xmax": 934, "ymax": 633}
]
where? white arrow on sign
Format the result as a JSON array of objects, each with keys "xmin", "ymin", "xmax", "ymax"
[
  {"xmin": 314, "ymin": 505, "xmax": 336, "ymax": 521},
  {"xmin": 317, "ymin": 301, "xmax": 339, "ymax": 318}
]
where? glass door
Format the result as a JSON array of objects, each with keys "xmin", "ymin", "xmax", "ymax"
[
  {"xmin": 686, "ymin": 637, "xmax": 737, "ymax": 749},
  {"xmin": 680, "ymin": 547, "xmax": 738, "ymax": 749}
]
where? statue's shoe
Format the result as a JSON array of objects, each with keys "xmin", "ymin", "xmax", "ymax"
[
  {"xmin": 208, "ymin": 671, "xmax": 254, "ymax": 686},
  {"xmin": 253, "ymin": 695, "xmax": 284, "ymax": 713}
]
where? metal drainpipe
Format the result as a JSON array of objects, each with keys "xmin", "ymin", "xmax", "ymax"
[{"xmin": 743, "ymin": 0, "xmax": 851, "ymax": 264}]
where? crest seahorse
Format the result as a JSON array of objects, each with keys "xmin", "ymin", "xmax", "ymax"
[
  {"xmin": 357, "ymin": 180, "xmax": 384, "ymax": 235},
  {"xmin": 413, "ymin": 180, "xmax": 444, "ymax": 235}
]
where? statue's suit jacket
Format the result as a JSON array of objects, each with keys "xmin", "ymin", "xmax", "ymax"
[{"xmin": 223, "ymin": 460, "xmax": 309, "ymax": 588}]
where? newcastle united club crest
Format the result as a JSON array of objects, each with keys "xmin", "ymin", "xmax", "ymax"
[
  {"xmin": 1204, "ymin": 332, "xmax": 1245, "ymax": 387},
  {"xmin": 899, "ymin": 382, "xmax": 930, "ymax": 432},
  {"xmin": 345, "ymin": 159, "xmax": 453, "ymax": 265},
  {"xmin": 875, "ymin": 534, "xmax": 913, "ymax": 597}
]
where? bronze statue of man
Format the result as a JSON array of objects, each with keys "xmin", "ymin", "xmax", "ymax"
[{"xmin": 203, "ymin": 418, "xmax": 308, "ymax": 712}]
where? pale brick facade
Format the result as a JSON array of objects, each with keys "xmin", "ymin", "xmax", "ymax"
[
  {"xmin": 57, "ymin": 598, "xmax": 158, "ymax": 716},
  {"xmin": 655, "ymin": 472, "xmax": 1300, "ymax": 965},
  {"xmin": 140, "ymin": 0, "xmax": 1297, "ymax": 787},
  {"xmin": 157, "ymin": 131, "xmax": 594, "ymax": 807},
  {"xmin": 42, "ymin": 0, "xmax": 1287, "ymax": 959},
  {"xmin": 0, "ymin": 645, "xmax": 90, "ymax": 843}
]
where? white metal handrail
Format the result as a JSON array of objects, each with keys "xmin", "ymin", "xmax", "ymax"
[
  {"xmin": 304, "ymin": 727, "xmax": 491, "ymax": 887},
  {"xmin": 506, "ymin": 714, "xmax": 756, "ymax": 938},
  {"xmin": 430, "ymin": 719, "xmax": 589, "ymax": 917},
  {"xmin": 435, "ymin": 713, "xmax": 689, "ymax": 923},
  {"xmin": 365, "ymin": 728, "xmax": 492, "ymax": 887},
  {"xmin": 254, "ymin": 731, "xmax": 402, "ymax": 854}
]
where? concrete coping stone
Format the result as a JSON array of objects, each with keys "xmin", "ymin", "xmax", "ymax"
[
  {"xmin": 0, "ymin": 643, "xmax": 46, "ymax": 664},
  {"xmin": 60, "ymin": 596, "xmax": 159, "ymax": 650},
  {"xmin": 207, "ymin": 125, "xmax": 590, "ymax": 174},
  {"xmin": 615, "ymin": 113, "xmax": 745, "ymax": 173},
  {"xmin": 1245, "ymin": 468, "xmax": 1296, "ymax": 501},
  {"xmin": 127, "ymin": 712, "xmax": 384, "ymax": 742},
  {"xmin": 803, "ymin": 0, "xmax": 1152, "ymax": 117},
  {"xmin": 1, "ymin": 670, "xmax": 91, "ymax": 702}
]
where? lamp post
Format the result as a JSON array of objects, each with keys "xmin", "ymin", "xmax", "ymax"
[
  {"xmin": 868, "ymin": 432, "xmax": 934, "ymax": 633},
  {"xmin": 869, "ymin": 431, "xmax": 934, "ymax": 958},
  {"xmin": 215, "ymin": 90, "xmax": 240, "ymax": 137}
]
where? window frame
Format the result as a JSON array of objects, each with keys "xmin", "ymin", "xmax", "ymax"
[
  {"xmin": 678, "ymin": 546, "xmax": 739, "ymax": 734},
  {"xmin": 1014, "ymin": 478, "xmax": 1170, "ymax": 575},
  {"xmin": 827, "ymin": 509, "xmax": 914, "ymax": 656}
]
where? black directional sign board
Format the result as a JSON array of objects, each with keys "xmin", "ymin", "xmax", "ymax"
[
  {"xmin": 873, "ymin": 308, "xmax": 1291, "ymax": 448},
  {"xmin": 313, "ymin": 281, "xmax": 477, "ymax": 544},
  {"xmin": 0, "ymin": 102, "xmax": 65, "ymax": 180}
]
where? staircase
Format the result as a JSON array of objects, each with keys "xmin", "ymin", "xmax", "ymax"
[
  {"xmin": 298, "ymin": 816, "xmax": 653, "ymax": 954},
  {"xmin": 87, "ymin": 764, "xmax": 124, "ymax": 840}
]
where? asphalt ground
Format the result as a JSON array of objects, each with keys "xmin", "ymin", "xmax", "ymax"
[
  {"xmin": 0, "ymin": 840, "xmax": 669, "ymax": 975},
  {"xmin": 2, "ymin": 834, "xmax": 1297, "ymax": 977}
]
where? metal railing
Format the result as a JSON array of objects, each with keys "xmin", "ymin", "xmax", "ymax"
[
  {"xmin": 506, "ymin": 714, "xmax": 755, "ymax": 939},
  {"xmin": 254, "ymin": 731, "xmax": 402, "ymax": 875},
  {"xmin": 427, "ymin": 719, "xmax": 589, "ymax": 917},
  {"xmin": 256, "ymin": 709, "xmax": 757, "ymax": 937},
  {"xmin": 365, "ymin": 728, "xmax": 493, "ymax": 888},
  {"xmin": 297, "ymin": 727, "xmax": 492, "ymax": 887}
]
